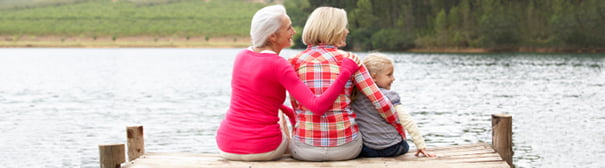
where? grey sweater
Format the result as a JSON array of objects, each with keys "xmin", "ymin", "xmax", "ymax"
[{"xmin": 351, "ymin": 88, "xmax": 403, "ymax": 149}]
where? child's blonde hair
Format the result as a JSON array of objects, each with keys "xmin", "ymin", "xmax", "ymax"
[
  {"xmin": 362, "ymin": 53, "xmax": 394, "ymax": 75},
  {"xmin": 351, "ymin": 53, "xmax": 393, "ymax": 102}
]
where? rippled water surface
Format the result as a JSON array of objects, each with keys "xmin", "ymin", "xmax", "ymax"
[{"xmin": 0, "ymin": 48, "xmax": 603, "ymax": 168}]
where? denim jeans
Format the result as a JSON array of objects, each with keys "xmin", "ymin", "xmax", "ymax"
[{"xmin": 359, "ymin": 140, "xmax": 409, "ymax": 157}]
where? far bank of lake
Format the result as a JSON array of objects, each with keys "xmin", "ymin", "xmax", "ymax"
[{"xmin": 2, "ymin": 35, "xmax": 604, "ymax": 54}]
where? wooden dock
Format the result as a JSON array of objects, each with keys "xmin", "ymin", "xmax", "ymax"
[
  {"xmin": 99, "ymin": 114, "xmax": 513, "ymax": 168},
  {"xmin": 122, "ymin": 143, "xmax": 508, "ymax": 168}
]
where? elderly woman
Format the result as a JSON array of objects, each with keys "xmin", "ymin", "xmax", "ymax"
[
  {"xmin": 288, "ymin": 7, "xmax": 405, "ymax": 161},
  {"xmin": 215, "ymin": 5, "xmax": 359, "ymax": 161}
]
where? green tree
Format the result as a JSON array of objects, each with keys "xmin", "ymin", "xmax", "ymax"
[
  {"xmin": 370, "ymin": 29, "xmax": 414, "ymax": 50},
  {"xmin": 284, "ymin": 0, "xmax": 311, "ymax": 48},
  {"xmin": 476, "ymin": 0, "xmax": 520, "ymax": 48},
  {"xmin": 434, "ymin": 9, "xmax": 448, "ymax": 47},
  {"xmin": 349, "ymin": 0, "xmax": 377, "ymax": 50},
  {"xmin": 297, "ymin": 0, "xmax": 605, "ymax": 51}
]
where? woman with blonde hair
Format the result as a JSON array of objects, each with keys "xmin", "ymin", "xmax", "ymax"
[
  {"xmin": 216, "ymin": 5, "xmax": 359, "ymax": 161},
  {"xmin": 288, "ymin": 7, "xmax": 405, "ymax": 161}
]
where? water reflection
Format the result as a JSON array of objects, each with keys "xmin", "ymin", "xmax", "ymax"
[{"xmin": 0, "ymin": 49, "xmax": 603, "ymax": 168}]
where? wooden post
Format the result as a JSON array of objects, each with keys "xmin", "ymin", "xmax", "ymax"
[
  {"xmin": 127, "ymin": 126, "xmax": 145, "ymax": 161},
  {"xmin": 492, "ymin": 114, "xmax": 513, "ymax": 166},
  {"xmin": 99, "ymin": 144, "xmax": 125, "ymax": 168}
]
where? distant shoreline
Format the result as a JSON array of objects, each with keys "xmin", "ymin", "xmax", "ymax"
[
  {"xmin": 0, "ymin": 35, "xmax": 252, "ymax": 48},
  {"xmin": 407, "ymin": 48, "xmax": 605, "ymax": 54},
  {"xmin": 1, "ymin": 35, "xmax": 603, "ymax": 53}
]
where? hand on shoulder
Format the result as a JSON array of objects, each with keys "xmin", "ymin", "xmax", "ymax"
[{"xmin": 339, "ymin": 50, "xmax": 361, "ymax": 66}]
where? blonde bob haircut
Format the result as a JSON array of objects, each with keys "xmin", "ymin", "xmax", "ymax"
[
  {"xmin": 302, "ymin": 7, "xmax": 348, "ymax": 46},
  {"xmin": 362, "ymin": 53, "xmax": 394, "ymax": 75}
]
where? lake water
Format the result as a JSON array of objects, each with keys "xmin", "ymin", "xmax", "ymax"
[{"xmin": 0, "ymin": 48, "xmax": 603, "ymax": 168}]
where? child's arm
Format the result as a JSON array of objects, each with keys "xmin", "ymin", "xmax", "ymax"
[
  {"xmin": 395, "ymin": 105, "xmax": 436, "ymax": 157},
  {"xmin": 395, "ymin": 105, "xmax": 425, "ymax": 149}
]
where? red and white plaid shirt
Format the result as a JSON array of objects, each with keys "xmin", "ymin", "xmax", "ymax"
[{"xmin": 289, "ymin": 44, "xmax": 405, "ymax": 147}]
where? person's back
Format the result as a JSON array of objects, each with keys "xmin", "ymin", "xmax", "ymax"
[
  {"xmin": 288, "ymin": 7, "xmax": 404, "ymax": 161},
  {"xmin": 218, "ymin": 50, "xmax": 292, "ymax": 154},
  {"xmin": 290, "ymin": 46, "xmax": 358, "ymax": 147},
  {"xmin": 352, "ymin": 88, "xmax": 405, "ymax": 152}
]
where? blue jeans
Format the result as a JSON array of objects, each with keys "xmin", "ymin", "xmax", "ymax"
[{"xmin": 359, "ymin": 140, "xmax": 409, "ymax": 157}]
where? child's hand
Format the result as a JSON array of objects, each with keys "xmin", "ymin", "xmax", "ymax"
[{"xmin": 415, "ymin": 148, "xmax": 436, "ymax": 157}]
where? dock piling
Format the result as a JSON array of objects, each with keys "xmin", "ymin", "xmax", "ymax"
[
  {"xmin": 99, "ymin": 144, "xmax": 125, "ymax": 168},
  {"xmin": 127, "ymin": 126, "xmax": 145, "ymax": 161},
  {"xmin": 492, "ymin": 114, "xmax": 513, "ymax": 166}
]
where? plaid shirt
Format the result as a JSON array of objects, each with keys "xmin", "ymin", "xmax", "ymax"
[{"xmin": 289, "ymin": 45, "xmax": 405, "ymax": 147}]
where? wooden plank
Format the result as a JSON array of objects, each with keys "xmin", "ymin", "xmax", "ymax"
[
  {"xmin": 127, "ymin": 159, "xmax": 454, "ymax": 168},
  {"xmin": 446, "ymin": 161, "xmax": 511, "ymax": 168},
  {"xmin": 413, "ymin": 143, "xmax": 491, "ymax": 152},
  {"xmin": 123, "ymin": 143, "xmax": 510, "ymax": 168}
]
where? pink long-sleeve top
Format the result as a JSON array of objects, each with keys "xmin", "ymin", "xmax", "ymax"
[{"xmin": 216, "ymin": 49, "xmax": 354, "ymax": 154}]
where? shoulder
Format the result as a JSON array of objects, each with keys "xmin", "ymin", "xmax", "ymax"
[
  {"xmin": 240, "ymin": 50, "xmax": 290, "ymax": 68},
  {"xmin": 288, "ymin": 51, "xmax": 306, "ymax": 65},
  {"xmin": 380, "ymin": 88, "xmax": 401, "ymax": 105},
  {"xmin": 271, "ymin": 55, "xmax": 292, "ymax": 68},
  {"xmin": 335, "ymin": 49, "xmax": 358, "ymax": 58},
  {"xmin": 237, "ymin": 48, "xmax": 251, "ymax": 55}
]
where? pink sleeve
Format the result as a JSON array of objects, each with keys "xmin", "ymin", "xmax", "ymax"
[{"xmin": 278, "ymin": 61, "xmax": 352, "ymax": 116}]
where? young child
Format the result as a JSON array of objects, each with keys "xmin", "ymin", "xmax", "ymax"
[{"xmin": 352, "ymin": 53, "xmax": 436, "ymax": 157}]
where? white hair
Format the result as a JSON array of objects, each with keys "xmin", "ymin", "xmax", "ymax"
[{"xmin": 250, "ymin": 4, "xmax": 286, "ymax": 48}]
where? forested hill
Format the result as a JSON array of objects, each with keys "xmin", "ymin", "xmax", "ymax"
[
  {"xmin": 285, "ymin": 0, "xmax": 605, "ymax": 51},
  {"xmin": 1, "ymin": 0, "xmax": 603, "ymax": 51}
]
